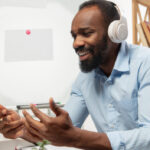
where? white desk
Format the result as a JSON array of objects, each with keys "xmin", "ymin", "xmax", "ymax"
[
  {"xmin": 0, "ymin": 137, "xmax": 81, "ymax": 150},
  {"xmin": 0, "ymin": 138, "xmax": 33, "ymax": 150},
  {"xmin": 22, "ymin": 145, "xmax": 81, "ymax": 150}
]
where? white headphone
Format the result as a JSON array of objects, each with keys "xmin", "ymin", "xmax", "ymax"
[{"xmin": 108, "ymin": 4, "xmax": 128, "ymax": 43}]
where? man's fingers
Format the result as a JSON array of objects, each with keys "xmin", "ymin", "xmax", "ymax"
[
  {"xmin": 2, "ymin": 119, "xmax": 24, "ymax": 134},
  {"xmin": 22, "ymin": 110, "xmax": 44, "ymax": 131},
  {"xmin": 4, "ymin": 124, "xmax": 24, "ymax": 139},
  {"xmin": 0, "ymin": 105, "xmax": 7, "ymax": 118},
  {"xmin": 49, "ymin": 98, "xmax": 66, "ymax": 116},
  {"xmin": 0, "ymin": 110, "xmax": 19, "ymax": 123},
  {"xmin": 0, "ymin": 107, "xmax": 19, "ymax": 120},
  {"xmin": 0, "ymin": 113, "xmax": 19, "ymax": 130},
  {"xmin": 0, "ymin": 122, "xmax": 5, "ymax": 132},
  {"xmin": 23, "ymin": 128, "xmax": 43, "ymax": 143},
  {"xmin": 2, "ymin": 115, "xmax": 11, "ymax": 122},
  {"xmin": 2, "ymin": 109, "xmax": 7, "ymax": 116},
  {"xmin": 24, "ymin": 120, "xmax": 45, "ymax": 140},
  {"xmin": 0, "ymin": 116, "xmax": 13, "ymax": 132},
  {"xmin": 29, "ymin": 104, "xmax": 50, "ymax": 123}
]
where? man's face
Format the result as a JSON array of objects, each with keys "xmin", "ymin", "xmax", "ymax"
[{"xmin": 71, "ymin": 6, "xmax": 110, "ymax": 72}]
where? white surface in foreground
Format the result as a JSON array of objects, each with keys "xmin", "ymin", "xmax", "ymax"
[
  {"xmin": 0, "ymin": 137, "xmax": 81, "ymax": 150},
  {"xmin": 23, "ymin": 145, "xmax": 81, "ymax": 150}
]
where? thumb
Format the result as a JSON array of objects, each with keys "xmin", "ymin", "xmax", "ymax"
[
  {"xmin": 49, "ymin": 97, "xmax": 64, "ymax": 116},
  {"xmin": 0, "ymin": 105, "xmax": 7, "ymax": 117}
]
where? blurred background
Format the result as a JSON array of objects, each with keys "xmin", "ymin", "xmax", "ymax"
[{"xmin": 0, "ymin": 0, "xmax": 148, "ymax": 131}]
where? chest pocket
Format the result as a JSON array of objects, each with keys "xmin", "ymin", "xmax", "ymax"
[{"xmin": 110, "ymin": 84, "xmax": 138, "ymax": 121}]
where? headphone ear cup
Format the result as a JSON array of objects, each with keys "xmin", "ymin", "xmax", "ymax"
[
  {"xmin": 108, "ymin": 16, "xmax": 128, "ymax": 43},
  {"xmin": 108, "ymin": 20, "xmax": 120, "ymax": 43},
  {"xmin": 116, "ymin": 23, "xmax": 128, "ymax": 41},
  {"xmin": 117, "ymin": 16, "xmax": 128, "ymax": 41}
]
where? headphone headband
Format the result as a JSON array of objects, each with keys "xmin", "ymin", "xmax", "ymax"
[{"xmin": 107, "ymin": 2, "xmax": 128, "ymax": 43}]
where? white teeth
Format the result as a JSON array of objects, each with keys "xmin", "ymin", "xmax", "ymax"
[{"xmin": 77, "ymin": 51, "xmax": 89, "ymax": 56}]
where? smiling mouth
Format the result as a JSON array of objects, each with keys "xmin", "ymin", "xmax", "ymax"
[
  {"xmin": 77, "ymin": 50, "xmax": 90, "ymax": 56},
  {"xmin": 77, "ymin": 50, "xmax": 91, "ymax": 61}
]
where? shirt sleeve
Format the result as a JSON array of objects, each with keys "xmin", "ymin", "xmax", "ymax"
[
  {"xmin": 64, "ymin": 73, "xmax": 89, "ymax": 128},
  {"xmin": 106, "ymin": 57, "xmax": 150, "ymax": 150}
]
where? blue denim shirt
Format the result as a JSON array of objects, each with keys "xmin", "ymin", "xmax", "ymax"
[{"xmin": 64, "ymin": 41, "xmax": 150, "ymax": 150}]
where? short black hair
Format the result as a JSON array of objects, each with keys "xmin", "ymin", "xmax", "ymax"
[{"xmin": 79, "ymin": 0, "xmax": 120, "ymax": 29}]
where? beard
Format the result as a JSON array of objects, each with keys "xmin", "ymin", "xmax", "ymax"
[{"xmin": 77, "ymin": 35, "xmax": 108, "ymax": 73}]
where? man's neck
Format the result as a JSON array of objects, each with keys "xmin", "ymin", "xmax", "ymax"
[{"xmin": 99, "ymin": 43, "xmax": 120, "ymax": 77}]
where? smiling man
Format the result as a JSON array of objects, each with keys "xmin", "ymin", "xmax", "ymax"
[
  {"xmin": 71, "ymin": 2, "xmax": 118, "ymax": 74},
  {"xmin": 1, "ymin": 0, "xmax": 150, "ymax": 150}
]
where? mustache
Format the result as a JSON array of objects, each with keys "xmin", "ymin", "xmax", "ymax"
[{"xmin": 75, "ymin": 46, "xmax": 94, "ymax": 54}]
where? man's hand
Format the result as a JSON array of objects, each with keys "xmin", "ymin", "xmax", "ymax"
[
  {"xmin": 23, "ymin": 98, "xmax": 79, "ymax": 147},
  {"xmin": 0, "ymin": 104, "xmax": 42, "ymax": 143},
  {"xmin": 0, "ymin": 105, "xmax": 24, "ymax": 139}
]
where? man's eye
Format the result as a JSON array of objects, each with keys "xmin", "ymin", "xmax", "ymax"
[{"xmin": 83, "ymin": 32, "xmax": 93, "ymax": 37}]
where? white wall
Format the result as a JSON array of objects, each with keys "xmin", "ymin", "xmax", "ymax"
[
  {"xmin": 0, "ymin": 0, "xmax": 85, "ymax": 106},
  {"xmin": 0, "ymin": 0, "xmax": 133, "ymax": 107}
]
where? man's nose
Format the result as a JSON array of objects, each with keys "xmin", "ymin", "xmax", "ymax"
[{"xmin": 73, "ymin": 36, "xmax": 85, "ymax": 49}]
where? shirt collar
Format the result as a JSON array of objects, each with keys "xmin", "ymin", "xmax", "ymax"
[{"xmin": 113, "ymin": 41, "xmax": 130, "ymax": 72}]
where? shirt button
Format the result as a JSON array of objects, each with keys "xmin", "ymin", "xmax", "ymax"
[
  {"xmin": 108, "ymin": 104, "xmax": 113, "ymax": 108},
  {"xmin": 110, "ymin": 124, "xmax": 115, "ymax": 128}
]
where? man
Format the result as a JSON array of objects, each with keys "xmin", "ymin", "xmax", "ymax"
[{"xmin": 1, "ymin": 0, "xmax": 150, "ymax": 149}]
